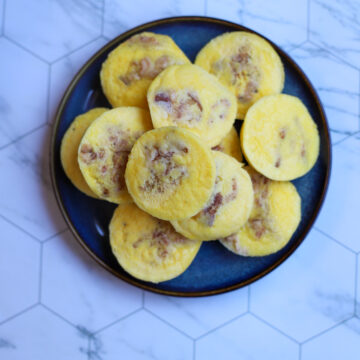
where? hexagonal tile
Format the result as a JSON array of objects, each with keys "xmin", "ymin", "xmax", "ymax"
[
  {"xmin": 289, "ymin": 42, "xmax": 359, "ymax": 142},
  {"xmin": 309, "ymin": 0, "xmax": 360, "ymax": 68},
  {"xmin": 196, "ymin": 314, "xmax": 298, "ymax": 360},
  {"xmin": 242, "ymin": 0, "xmax": 307, "ymax": 49},
  {"xmin": 302, "ymin": 317, "xmax": 360, "ymax": 360},
  {"xmin": 0, "ymin": 306, "xmax": 87, "ymax": 359},
  {"xmin": 250, "ymin": 229, "xmax": 355, "ymax": 342},
  {"xmin": 0, "ymin": 217, "xmax": 40, "ymax": 322},
  {"xmin": 144, "ymin": 287, "xmax": 247, "ymax": 338},
  {"xmin": 206, "ymin": 0, "xmax": 243, "ymax": 25},
  {"xmin": 0, "ymin": 38, "xmax": 48, "ymax": 148},
  {"xmin": 0, "ymin": 125, "xmax": 67, "ymax": 241},
  {"xmin": 49, "ymin": 37, "xmax": 108, "ymax": 122},
  {"xmin": 91, "ymin": 310, "xmax": 193, "ymax": 360},
  {"xmin": 42, "ymin": 230, "xmax": 142, "ymax": 331},
  {"xmin": 5, "ymin": 0, "xmax": 102, "ymax": 62},
  {"xmin": 103, "ymin": 0, "xmax": 205, "ymax": 39},
  {"xmin": 315, "ymin": 134, "xmax": 360, "ymax": 251}
]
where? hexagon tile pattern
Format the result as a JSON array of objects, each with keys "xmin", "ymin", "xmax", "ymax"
[
  {"xmin": 0, "ymin": 125, "xmax": 67, "ymax": 241},
  {"xmin": 4, "ymin": 0, "xmax": 102, "ymax": 62},
  {"xmin": 41, "ymin": 230, "xmax": 142, "ymax": 332},
  {"xmin": 0, "ymin": 38, "xmax": 48, "ymax": 148},
  {"xmin": 0, "ymin": 306, "xmax": 87, "ymax": 360},
  {"xmin": 250, "ymin": 229, "xmax": 356, "ymax": 342},
  {"xmin": 90, "ymin": 310, "xmax": 193, "ymax": 360},
  {"xmin": 145, "ymin": 287, "xmax": 248, "ymax": 338},
  {"xmin": 0, "ymin": 217, "xmax": 40, "ymax": 323}
]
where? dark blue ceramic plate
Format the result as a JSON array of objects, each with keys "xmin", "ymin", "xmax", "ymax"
[{"xmin": 51, "ymin": 17, "xmax": 331, "ymax": 297}]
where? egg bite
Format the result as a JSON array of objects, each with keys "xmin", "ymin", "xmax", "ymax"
[
  {"xmin": 171, "ymin": 151, "xmax": 253, "ymax": 241},
  {"xmin": 110, "ymin": 203, "xmax": 201, "ymax": 283},
  {"xmin": 195, "ymin": 31, "xmax": 284, "ymax": 119},
  {"xmin": 78, "ymin": 107, "xmax": 152, "ymax": 204},
  {"xmin": 100, "ymin": 32, "xmax": 190, "ymax": 109},
  {"xmin": 60, "ymin": 108, "xmax": 109, "ymax": 198},
  {"xmin": 220, "ymin": 166, "xmax": 301, "ymax": 257},
  {"xmin": 211, "ymin": 126, "xmax": 243, "ymax": 162},
  {"xmin": 125, "ymin": 127, "xmax": 216, "ymax": 221},
  {"xmin": 147, "ymin": 64, "xmax": 237, "ymax": 147},
  {"xmin": 241, "ymin": 94, "xmax": 320, "ymax": 181}
]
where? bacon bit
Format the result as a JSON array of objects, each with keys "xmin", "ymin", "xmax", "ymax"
[
  {"xmin": 182, "ymin": 147, "xmax": 188, "ymax": 153},
  {"xmin": 238, "ymin": 81, "xmax": 258, "ymax": 103},
  {"xmin": 231, "ymin": 50, "xmax": 250, "ymax": 65},
  {"xmin": 225, "ymin": 178, "xmax": 238, "ymax": 203},
  {"xmin": 203, "ymin": 193, "xmax": 223, "ymax": 226},
  {"xmin": 111, "ymin": 151, "xmax": 130, "ymax": 190},
  {"xmin": 102, "ymin": 188, "xmax": 109, "ymax": 196},
  {"xmin": 155, "ymin": 92, "xmax": 171, "ymax": 103},
  {"xmin": 132, "ymin": 238, "xmax": 143, "ymax": 248},
  {"xmin": 275, "ymin": 157, "xmax": 281, "ymax": 168},
  {"xmin": 154, "ymin": 55, "xmax": 170, "ymax": 69},
  {"xmin": 139, "ymin": 57, "xmax": 152, "ymax": 77},
  {"xmin": 279, "ymin": 128, "xmax": 286, "ymax": 139},
  {"xmin": 101, "ymin": 165, "xmax": 107, "ymax": 173},
  {"xmin": 79, "ymin": 144, "xmax": 97, "ymax": 164},
  {"xmin": 249, "ymin": 218, "xmax": 266, "ymax": 238},
  {"xmin": 211, "ymin": 144, "xmax": 223, "ymax": 151},
  {"xmin": 187, "ymin": 92, "xmax": 203, "ymax": 111},
  {"xmin": 301, "ymin": 144, "xmax": 306, "ymax": 157},
  {"xmin": 131, "ymin": 35, "xmax": 159, "ymax": 45},
  {"xmin": 98, "ymin": 148, "xmax": 105, "ymax": 159}
]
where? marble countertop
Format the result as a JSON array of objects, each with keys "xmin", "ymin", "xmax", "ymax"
[{"xmin": 0, "ymin": 0, "xmax": 359, "ymax": 359}]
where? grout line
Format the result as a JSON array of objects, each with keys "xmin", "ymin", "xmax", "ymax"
[
  {"xmin": 301, "ymin": 317, "xmax": 351, "ymax": 345},
  {"xmin": 332, "ymin": 130, "xmax": 360, "ymax": 147},
  {"xmin": 1, "ymin": 0, "xmax": 6, "ymax": 35},
  {"xmin": 250, "ymin": 312, "xmax": 300, "ymax": 344},
  {"xmin": 50, "ymin": 36, "xmax": 102, "ymax": 65},
  {"xmin": 0, "ymin": 123, "xmax": 48, "ymax": 152},
  {"xmin": 285, "ymin": 40, "xmax": 308, "ymax": 55},
  {"xmin": 299, "ymin": 343, "xmax": 302, "ymax": 360},
  {"xmin": 144, "ymin": 308, "xmax": 194, "ymax": 340},
  {"xmin": 42, "ymin": 228, "xmax": 69, "ymax": 243},
  {"xmin": 313, "ymin": 227, "xmax": 357, "ymax": 254},
  {"xmin": 94, "ymin": 308, "xmax": 143, "ymax": 335},
  {"xmin": 141, "ymin": 290, "xmax": 145, "ymax": 307},
  {"xmin": 40, "ymin": 303, "xmax": 77, "ymax": 328},
  {"xmin": 38, "ymin": 243, "xmax": 44, "ymax": 303},
  {"xmin": 0, "ymin": 303, "xmax": 38, "ymax": 326},
  {"xmin": 0, "ymin": 214, "xmax": 41, "ymax": 243},
  {"xmin": 193, "ymin": 340, "xmax": 196, "ymax": 360},
  {"xmin": 195, "ymin": 312, "xmax": 248, "ymax": 341},
  {"xmin": 4, "ymin": 35, "xmax": 49, "ymax": 64}
]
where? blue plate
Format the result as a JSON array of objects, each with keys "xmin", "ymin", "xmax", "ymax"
[{"xmin": 50, "ymin": 16, "xmax": 331, "ymax": 296}]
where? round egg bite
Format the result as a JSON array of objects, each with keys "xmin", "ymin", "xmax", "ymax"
[
  {"xmin": 78, "ymin": 107, "xmax": 152, "ymax": 204},
  {"xmin": 125, "ymin": 127, "xmax": 216, "ymax": 221},
  {"xmin": 241, "ymin": 94, "xmax": 320, "ymax": 181},
  {"xmin": 100, "ymin": 32, "xmax": 190, "ymax": 108},
  {"xmin": 220, "ymin": 167, "xmax": 301, "ymax": 256},
  {"xmin": 147, "ymin": 64, "xmax": 237, "ymax": 147},
  {"xmin": 195, "ymin": 31, "xmax": 284, "ymax": 119},
  {"xmin": 211, "ymin": 126, "xmax": 243, "ymax": 162},
  {"xmin": 171, "ymin": 151, "xmax": 253, "ymax": 241},
  {"xmin": 110, "ymin": 203, "xmax": 201, "ymax": 283},
  {"xmin": 60, "ymin": 108, "xmax": 108, "ymax": 198}
]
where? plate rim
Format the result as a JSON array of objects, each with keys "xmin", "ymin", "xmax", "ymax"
[{"xmin": 50, "ymin": 15, "xmax": 332, "ymax": 297}]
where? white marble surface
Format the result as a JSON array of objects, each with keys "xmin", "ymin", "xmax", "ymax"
[{"xmin": 0, "ymin": 1, "xmax": 359, "ymax": 359}]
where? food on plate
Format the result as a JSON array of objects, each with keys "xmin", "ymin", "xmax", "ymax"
[
  {"xmin": 195, "ymin": 31, "xmax": 284, "ymax": 119},
  {"xmin": 78, "ymin": 107, "xmax": 152, "ymax": 204},
  {"xmin": 211, "ymin": 126, "xmax": 243, "ymax": 162},
  {"xmin": 241, "ymin": 94, "xmax": 320, "ymax": 180},
  {"xmin": 125, "ymin": 126, "xmax": 216, "ymax": 220},
  {"xmin": 147, "ymin": 64, "xmax": 237, "ymax": 147},
  {"xmin": 100, "ymin": 32, "xmax": 190, "ymax": 108},
  {"xmin": 109, "ymin": 203, "xmax": 201, "ymax": 283},
  {"xmin": 220, "ymin": 166, "xmax": 301, "ymax": 256},
  {"xmin": 171, "ymin": 151, "xmax": 253, "ymax": 241},
  {"xmin": 60, "ymin": 108, "xmax": 108, "ymax": 198}
]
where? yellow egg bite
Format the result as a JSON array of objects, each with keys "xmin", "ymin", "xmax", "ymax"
[
  {"xmin": 171, "ymin": 151, "xmax": 253, "ymax": 241},
  {"xmin": 60, "ymin": 108, "xmax": 108, "ymax": 198},
  {"xmin": 100, "ymin": 32, "xmax": 190, "ymax": 108},
  {"xmin": 220, "ymin": 167, "xmax": 301, "ymax": 257},
  {"xmin": 241, "ymin": 94, "xmax": 320, "ymax": 181},
  {"xmin": 78, "ymin": 107, "xmax": 152, "ymax": 204},
  {"xmin": 147, "ymin": 64, "xmax": 237, "ymax": 147},
  {"xmin": 109, "ymin": 203, "xmax": 201, "ymax": 283},
  {"xmin": 195, "ymin": 31, "xmax": 284, "ymax": 119},
  {"xmin": 125, "ymin": 127, "xmax": 216, "ymax": 220},
  {"xmin": 211, "ymin": 126, "xmax": 243, "ymax": 162}
]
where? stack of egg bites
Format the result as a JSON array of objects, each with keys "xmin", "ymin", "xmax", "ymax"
[{"xmin": 61, "ymin": 31, "xmax": 320, "ymax": 283}]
